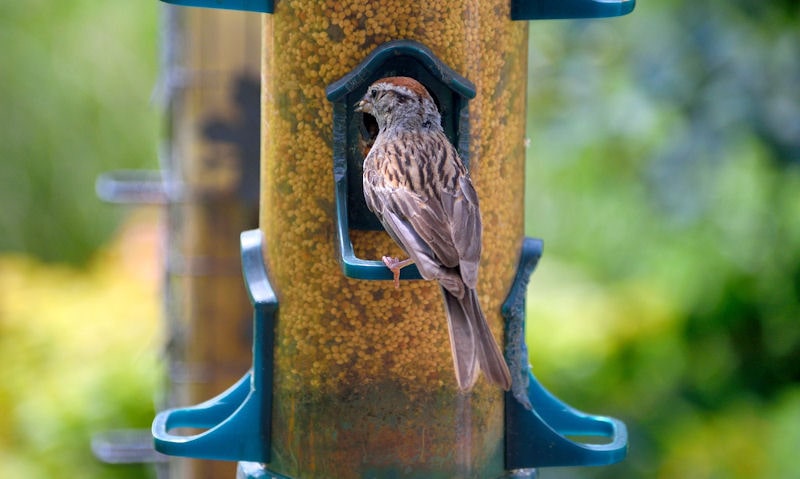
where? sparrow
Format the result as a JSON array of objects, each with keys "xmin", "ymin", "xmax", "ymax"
[{"xmin": 355, "ymin": 76, "xmax": 512, "ymax": 391}]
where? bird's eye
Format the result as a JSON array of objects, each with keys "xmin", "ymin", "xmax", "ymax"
[{"xmin": 370, "ymin": 89, "xmax": 377, "ymax": 98}]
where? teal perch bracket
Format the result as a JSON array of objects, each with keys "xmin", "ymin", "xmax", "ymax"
[
  {"xmin": 159, "ymin": 0, "xmax": 273, "ymax": 13},
  {"xmin": 503, "ymin": 237, "xmax": 628, "ymax": 469},
  {"xmin": 511, "ymin": 0, "xmax": 635, "ymax": 20},
  {"xmin": 152, "ymin": 229, "xmax": 275, "ymax": 462}
]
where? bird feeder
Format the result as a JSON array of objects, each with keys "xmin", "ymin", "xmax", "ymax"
[{"xmin": 151, "ymin": 1, "xmax": 634, "ymax": 478}]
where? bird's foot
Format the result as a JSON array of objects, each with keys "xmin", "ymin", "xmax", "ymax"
[{"xmin": 382, "ymin": 256, "xmax": 414, "ymax": 289}]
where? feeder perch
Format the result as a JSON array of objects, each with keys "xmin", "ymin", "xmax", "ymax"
[{"xmin": 153, "ymin": 229, "xmax": 275, "ymax": 463}]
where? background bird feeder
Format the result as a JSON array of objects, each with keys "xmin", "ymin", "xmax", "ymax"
[
  {"xmin": 151, "ymin": 0, "xmax": 635, "ymax": 478},
  {"xmin": 97, "ymin": 6, "xmax": 261, "ymax": 478}
]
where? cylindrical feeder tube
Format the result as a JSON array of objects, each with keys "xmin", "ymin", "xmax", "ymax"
[{"xmin": 260, "ymin": 2, "xmax": 527, "ymax": 477}]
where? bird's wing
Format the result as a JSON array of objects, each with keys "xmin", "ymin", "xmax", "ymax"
[
  {"xmin": 365, "ymin": 167, "xmax": 449, "ymax": 275},
  {"xmin": 388, "ymin": 188, "xmax": 461, "ymax": 268},
  {"xmin": 442, "ymin": 175, "xmax": 482, "ymax": 289},
  {"xmin": 363, "ymin": 143, "xmax": 481, "ymax": 290}
]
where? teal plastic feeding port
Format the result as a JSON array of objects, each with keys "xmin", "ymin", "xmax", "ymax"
[{"xmin": 325, "ymin": 40, "xmax": 476, "ymax": 282}]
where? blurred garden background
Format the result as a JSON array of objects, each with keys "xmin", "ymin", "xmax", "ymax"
[{"xmin": 1, "ymin": 1, "xmax": 798, "ymax": 478}]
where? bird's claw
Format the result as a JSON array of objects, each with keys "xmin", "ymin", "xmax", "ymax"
[
  {"xmin": 382, "ymin": 256, "xmax": 416, "ymax": 289},
  {"xmin": 382, "ymin": 256, "xmax": 403, "ymax": 289}
]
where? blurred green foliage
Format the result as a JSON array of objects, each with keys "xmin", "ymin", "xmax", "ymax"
[
  {"xmin": 1, "ymin": 2, "xmax": 162, "ymax": 478},
  {"xmin": 524, "ymin": 0, "xmax": 800, "ymax": 477},
  {"xmin": 2, "ymin": 0, "xmax": 799, "ymax": 478},
  {"xmin": 0, "ymin": 240, "xmax": 162, "ymax": 479},
  {"xmin": 0, "ymin": 1, "xmax": 159, "ymax": 264}
]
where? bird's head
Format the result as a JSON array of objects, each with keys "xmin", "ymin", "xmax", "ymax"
[{"xmin": 355, "ymin": 76, "xmax": 441, "ymax": 132}]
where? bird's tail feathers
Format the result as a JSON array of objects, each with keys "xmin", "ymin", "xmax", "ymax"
[
  {"xmin": 442, "ymin": 288, "xmax": 479, "ymax": 390},
  {"xmin": 442, "ymin": 287, "xmax": 511, "ymax": 391}
]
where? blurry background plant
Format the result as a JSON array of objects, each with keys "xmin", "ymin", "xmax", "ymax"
[
  {"xmin": 0, "ymin": 2, "xmax": 162, "ymax": 478},
  {"xmin": 524, "ymin": 0, "xmax": 800, "ymax": 477},
  {"xmin": 0, "ymin": 0, "xmax": 798, "ymax": 478}
]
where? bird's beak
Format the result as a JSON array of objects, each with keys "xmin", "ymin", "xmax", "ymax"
[
  {"xmin": 354, "ymin": 98, "xmax": 366, "ymax": 113},
  {"xmin": 354, "ymin": 93, "xmax": 373, "ymax": 114}
]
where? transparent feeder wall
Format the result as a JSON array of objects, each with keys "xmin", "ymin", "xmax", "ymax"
[{"xmin": 151, "ymin": 0, "xmax": 635, "ymax": 477}]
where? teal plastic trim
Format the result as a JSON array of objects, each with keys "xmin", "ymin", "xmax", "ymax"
[
  {"xmin": 503, "ymin": 238, "xmax": 628, "ymax": 468},
  {"xmin": 152, "ymin": 229, "xmax": 275, "ymax": 462},
  {"xmin": 159, "ymin": 0, "xmax": 273, "ymax": 13},
  {"xmin": 326, "ymin": 40, "xmax": 475, "ymax": 281},
  {"xmin": 506, "ymin": 369, "xmax": 629, "ymax": 468},
  {"xmin": 511, "ymin": 0, "xmax": 635, "ymax": 20},
  {"xmin": 158, "ymin": 0, "xmax": 635, "ymax": 18},
  {"xmin": 333, "ymin": 167, "xmax": 423, "ymax": 281}
]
